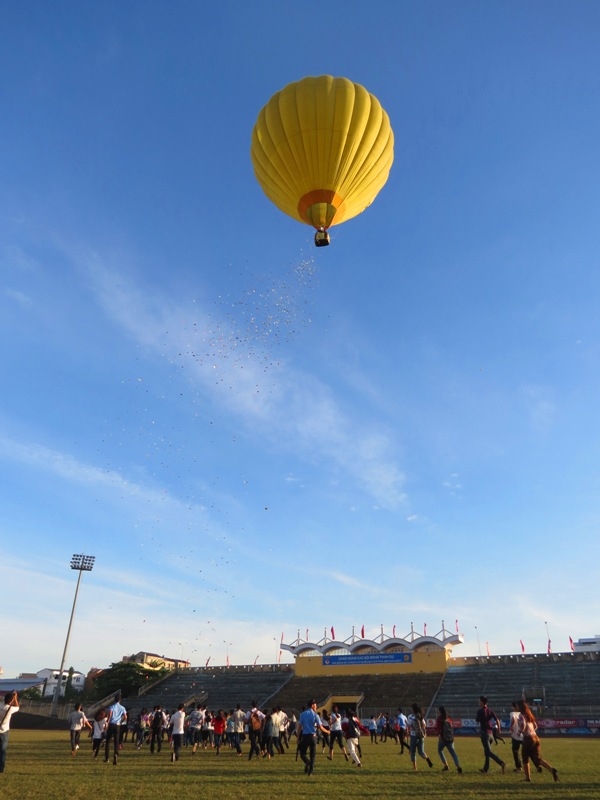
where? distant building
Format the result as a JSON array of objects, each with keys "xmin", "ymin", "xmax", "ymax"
[
  {"xmin": 0, "ymin": 676, "xmax": 46, "ymax": 693},
  {"xmin": 573, "ymin": 635, "xmax": 600, "ymax": 653},
  {"xmin": 122, "ymin": 652, "xmax": 190, "ymax": 671},
  {"xmin": 36, "ymin": 667, "xmax": 86, "ymax": 698}
]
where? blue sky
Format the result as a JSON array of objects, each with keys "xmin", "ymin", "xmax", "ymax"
[{"xmin": 2, "ymin": 1, "xmax": 600, "ymax": 679}]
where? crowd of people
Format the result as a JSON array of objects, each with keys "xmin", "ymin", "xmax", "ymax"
[{"xmin": 0, "ymin": 689, "xmax": 559, "ymax": 781}]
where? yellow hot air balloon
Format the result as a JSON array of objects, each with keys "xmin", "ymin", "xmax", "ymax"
[{"xmin": 251, "ymin": 75, "xmax": 394, "ymax": 247}]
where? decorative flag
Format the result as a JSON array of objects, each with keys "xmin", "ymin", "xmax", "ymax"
[
  {"xmin": 520, "ymin": 639, "xmax": 525, "ymax": 653},
  {"xmin": 547, "ymin": 639, "xmax": 552, "ymax": 654},
  {"xmin": 253, "ymin": 654, "xmax": 259, "ymax": 666},
  {"xmin": 424, "ymin": 623, "xmax": 427, "ymax": 636},
  {"xmin": 486, "ymin": 641, "xmax": 491, "ymax": 657},
  {"xmin": 226, "ymin": 653, "xmax": 230, "ymax": 668},
  {"xmin": 361, "ymin": 625, "xmax": 365, "ymax": 638},
  {"xmin": 569, "ymin": 636, "xmax": 574, "ymax": 652},
  {"xmin": 392, "ymin": 625, "xmax": 396, "ymax": 637},
  {"xmin": 205, "ymin": 657, "xmax": 211, "ymax": 667},
  {"xmin": 281, "ymin": 632, "xmax": 284, "ymax": 643},
  {"xmin": 331, "ymin": 626, "xmax": 335, "ymax": 640},
  {"xmin": 455, "ymin": 619, "xmax": 459, "ymax": 633},
  {"xmin": 278, "ymin": 649, "xmax": 282, "ymax": 664}
]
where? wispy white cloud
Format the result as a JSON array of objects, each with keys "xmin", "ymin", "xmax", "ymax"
[
  {"xmin": 326, "ymin": 570, "xmax": 373, "ymax": 592},
  {"xmin": 76, "ymin": 251, "xmax": 407, "ymax": 510},
  {"xmin": 3, "ymin": 287, "xmax": 32, "ymax": 307}
]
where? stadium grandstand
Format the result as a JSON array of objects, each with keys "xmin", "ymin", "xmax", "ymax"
[{"xmin": 13, "ymin": 625, "xmax": 600, "ymax": 735}]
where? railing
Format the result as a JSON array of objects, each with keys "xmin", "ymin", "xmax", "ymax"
[{"xmin": 17, "ymin": 700, "xmax": 71, "ymax": 721}]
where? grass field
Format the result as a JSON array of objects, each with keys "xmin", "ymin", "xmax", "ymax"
[{"xmin": 2, "ymin": 731, "xmax": 598, "ymax": 800}]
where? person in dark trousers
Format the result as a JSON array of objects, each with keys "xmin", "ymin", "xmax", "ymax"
[
  {"xmin": 509, "ymin": 700, "xmax": 523, "ymax": 772},
  {"xmin": 297, "ymin": 700, "xmax": 329, "ymax": 776},
  {"xmin": 476, "ymin": 696, "xmax": 506, "ymax": 774},
  {"xmin": 150, "ymin": 705, "xmax": 166, "ymax": 753},
  {"xmin": 104, "ymin": 693, "xmax": 127, "ymax": 765},
  {"xmin": 0, "ymin": 691, "xmax": 19, "ymax": 774}
]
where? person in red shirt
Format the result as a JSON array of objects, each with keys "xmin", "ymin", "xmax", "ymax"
[{"xmin": 212, "ymin": 710, "xmax": 227, "ymax": 754}]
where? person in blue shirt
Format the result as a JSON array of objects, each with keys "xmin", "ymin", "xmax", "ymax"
[
  {"xmin": 296, "ymin": 700, "xmax": 329, "ymax": 775},
  {"xmin": 104, "ymin": 693, "xmax": 128, "ymax": 765}
]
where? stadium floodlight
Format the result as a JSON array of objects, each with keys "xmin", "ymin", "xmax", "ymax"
[
  {"xmin": 50, "ymin": 554, "xmax": 95, "ymax": 716},
  {"xmin": 70, "ymin": 554, "xmax": 95, "ymax": 571}
]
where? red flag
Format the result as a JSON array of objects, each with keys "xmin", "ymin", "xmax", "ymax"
[
  {"xmin": 486, "ymin": 641, "xmax": 491, "ymax": 657},
  {"xmin": 278, "ymin": 649, "xmax": 281, "ymax": 664},
  {"xmin": 569, "ymin": 636, "xmax": 574, "ymax": 652},
  {"xmin": 361, "ymin": 625, "xmax": 365, "ymax": 638},
  {"xmin": 547, "ymin": 639, "xmax": 552, "ymax": 654},
  {"xmin": 226, "ymin": 653, "xmax": 230, "ymax": 668},
  {"xmin": 520, "ymin": 639, "xmax": 525, "ymax": 653},
  {"xmin": 331, "ymin": 626, "xmax": 335, "ymax": 639},
  {"xmin": 455, "ymin": 619, "xmax": 459, "ymax": 633}
]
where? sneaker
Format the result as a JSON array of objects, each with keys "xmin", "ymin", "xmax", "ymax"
[
  {"xmin": 75, "ymin": 745, "xmax": 79, "ymax": 750},
  {"xmin": 442, "ymin": 765, "xmax": 449, "ymax": 771},
  {"xmin": 344, "ymin": 752, "xmax": 349, "ymax": 762},
  {"xmin": 113, "ymin": 755, "xmax": 118, "ymax": 766},
  {"xmin": 426, "ymin": 757, "xmax": 433, "ymax": 768},
  {"xmin": 552, "ymin": 768, "xmax": 559, "ymax": 782},
  {"xmin": 457, "ymin": 767, "xmax": 463, "ymax": 774},
  {"xmin": 479, "ymin": 768, "xmax": 488, "ymax": 774}
]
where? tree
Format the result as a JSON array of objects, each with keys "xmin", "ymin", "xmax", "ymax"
[
  {"xmin": 90, "ymin": 661, "xmax": 168, "ymax": 700},
  {"xmin": 63, "ymin": 666, "xmax": 77, "ymax": 703},
  {"xmin": 19, "ymin": 686, "xmax": 43, "ymax": 701}
]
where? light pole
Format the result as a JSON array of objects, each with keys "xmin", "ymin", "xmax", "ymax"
[{"xmin": 50, "ymin": 554, "xmax": 95, "ymax": 717}]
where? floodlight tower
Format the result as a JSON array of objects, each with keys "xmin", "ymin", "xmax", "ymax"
[{"xmin": 50, "ymin": 554, "xmax": 95, "ymax": 717}]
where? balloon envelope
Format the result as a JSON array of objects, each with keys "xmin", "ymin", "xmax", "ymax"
[{"xmin": 251, "ymin": 75, "xmax": 394, "ymax": 231}]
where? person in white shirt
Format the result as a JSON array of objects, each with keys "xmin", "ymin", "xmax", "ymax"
[
  {"xmin": 231, "ymin": 704, "xmax": 245, "ymax": 755},
  {"xmin": 92, "ymin": 709, "xmax": 108, "ymax": 758},
  {"xmin": 327, "ymin": 705, "xmax": 348, "ymax": 761},
  {"xmin": 170, "ymin": 704, "xmax": 186, "ymax": 762},
  {"xmin": 0, "ymin": 691, "xmax": 19, "ymax": 774},
  {"xmin": 277, "ymin": 706, "xmax": 290, "ymax": 750},
  {"xmin": 509, "ymin": 700, "xmax": 523, "ymax": 772},
  {"xmin": 68, "ymin": 703, "xmax": 92, "ymax": 756}
]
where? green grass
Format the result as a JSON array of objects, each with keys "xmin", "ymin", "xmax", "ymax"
[{"xmin": 2, "ymin": 732, "xmax": 598, "ymax": 800}]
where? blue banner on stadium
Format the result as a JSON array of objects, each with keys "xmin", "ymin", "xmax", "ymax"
[{"xmin": 323, "ymin": 653, "xmax": 412, "ymax": 666}]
